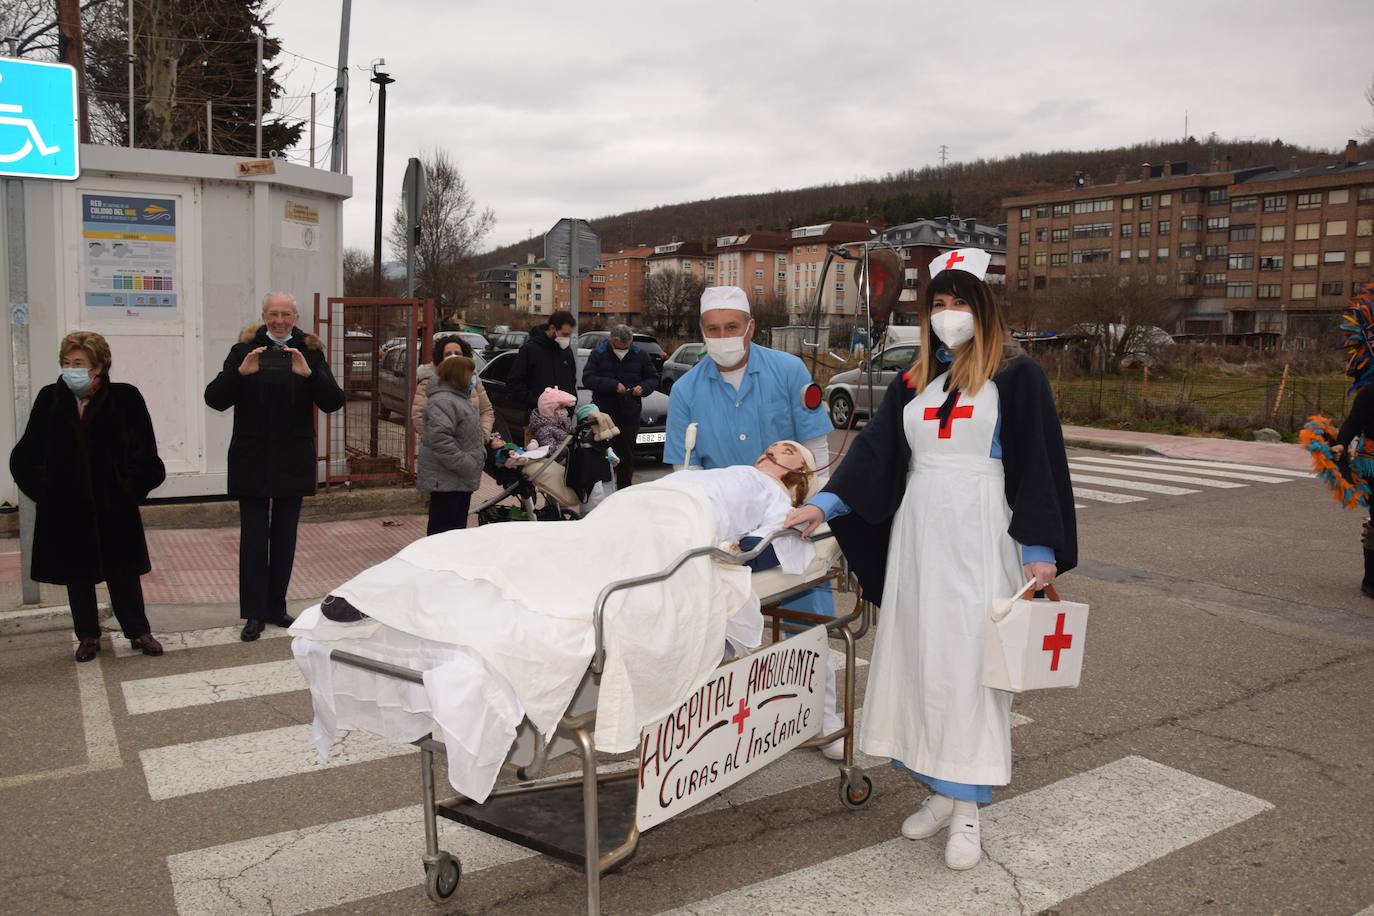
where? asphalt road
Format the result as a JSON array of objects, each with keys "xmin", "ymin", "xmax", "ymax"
[{"xmin": 1, "ymin": 444, "xmax": 1372, "ymax": 915}]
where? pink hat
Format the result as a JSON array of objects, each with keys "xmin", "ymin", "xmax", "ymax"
[{"xmin": 537, "ymin": 387, "xmax": 576, "ymax": 419}]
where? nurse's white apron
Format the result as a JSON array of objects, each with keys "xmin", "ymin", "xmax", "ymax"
[{"xmin": 857, "ymin": 371, "xmax": 1023, "ymax": 786}]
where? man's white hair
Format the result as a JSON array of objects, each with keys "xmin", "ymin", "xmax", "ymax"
[{"xmin": 261, "ymin": 291, "xmax": 298, "ymax": 314}]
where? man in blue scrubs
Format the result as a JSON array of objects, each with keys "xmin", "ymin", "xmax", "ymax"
[{"xmin": 664, "ymin": 286, "xmax": 844, "ymax": 756}]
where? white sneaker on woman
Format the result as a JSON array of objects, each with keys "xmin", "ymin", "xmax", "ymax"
[
  {"xmin": 944, "ymin": 804, "xmax": 982, "ymax": 870},
  {"xmin": 900, "ymin": 793, "xmax": 954, "ymax": 840}
]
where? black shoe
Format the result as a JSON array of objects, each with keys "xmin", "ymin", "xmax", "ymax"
[
  {"xmin": 267, "ymin": 613, "xmax": 296, "ymax": 628},
  {"xmin": 1362, "ymin": 584, "xmax": 1374, "ymax": 600},
  {"xmin": 74, "ymin": 637, "xmax": 101, "ymax": 662},
  {"xmin": 241, "ymin": 619, "xmax": 265, "ymax": 641}
]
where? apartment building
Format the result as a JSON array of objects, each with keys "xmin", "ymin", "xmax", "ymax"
[
  {"xmin": 600, "ymin": 246, "xmax": 653, "ymax": 323},
  {"xmin": 785, "ymin": 221, "xmax": 878, "ymax": 316},
  {"xmin": 866, "ymin": 217, "xmax": 1008, "ymax": 311},
  {"xmin": 475, "ymin": 264, "xmax": 518, "ymax": 307},
  {"xmin": 1003, "ymin": 140, "xmax": 1374, "ymax": 339},
  {"xmin": 713, "ymin": 230, "xmax": 789, "ymax": 306},
  {"xmin": 515, "ymin": 253, "xmax": 555, "ymax": 316},
  {"xmin": 647, "ymin": 240, "xmax": 716, "ymax": 285},
  {"xmin": 552, "ymin": 265, "xmax": 601, "ymax": 319}
]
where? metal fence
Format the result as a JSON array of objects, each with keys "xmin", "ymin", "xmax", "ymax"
[{"xmin": 315, "ymin": 295, "xmax": 435, "ymax": 486}]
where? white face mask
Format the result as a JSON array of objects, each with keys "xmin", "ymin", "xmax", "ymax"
[
  {"xmin": 613, "ymin": 346, "xmax": 629, "ymax": 360},
  {"xmin": 703, "ymin": 324, "xmax": 751, "ymax": 368},
  {"xmin": 930, "ymin": 311, "xmax": 976, "ymax": 349},
  {"xmin": 555, "ymin": 336, "xmax": 571, "ymax": 350}
]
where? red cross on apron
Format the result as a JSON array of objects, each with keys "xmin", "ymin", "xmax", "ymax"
[{"xmin": 923, "ymin": 392, "xmax": 974, "ymax": 439}]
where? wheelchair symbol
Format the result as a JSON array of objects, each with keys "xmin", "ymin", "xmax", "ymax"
[{"xmin": 0, "ymin": 74, "xmax": 63, "ymax": 164}]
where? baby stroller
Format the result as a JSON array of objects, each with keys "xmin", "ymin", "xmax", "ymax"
[{"xmin": 475, "ymin": 410, "xmax": 616, "ymax": 525}]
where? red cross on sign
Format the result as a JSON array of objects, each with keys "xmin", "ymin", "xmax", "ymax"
[
  {"xmin": 1042, "ymin": 612, "xmax": 1073, "ymax": 671},
  {"xmin": 923, "ymin": 393, "xmax": 974, "ymax": 439},
  {"xmin": 943, "ymin": 251, "xmax": 965, "ymax": 270},
  {"xmin": 731, "ymin": 698, "xmax": 751, "ymax": 734}
]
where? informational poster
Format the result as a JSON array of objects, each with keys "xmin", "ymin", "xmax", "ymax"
[
  {"xmin": 281, "ymin": 198, "xmax": 320, "ymax": 251},
  {"xmin": 81, "ymin": 193, "xmax": 178, "ymax": 313}
]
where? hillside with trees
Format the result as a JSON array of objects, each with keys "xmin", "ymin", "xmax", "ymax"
[{"xmin": 476, "ymin": 136, "xmax": 1372, "ymax": 267}]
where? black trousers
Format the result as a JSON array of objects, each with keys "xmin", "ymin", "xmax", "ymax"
[
  {"xmin": 239, "ymin": 495, "xmax": 303, "ymax": 621},
  {"xmin": 609, "ymin": 420, "xmax": 639, "ymax": 491},
  {"xmin": 427, "ymin": 490, "xmax": 473, "ymax": 536},
  {"xmin": 1364, "ymin": 508, "xmax": 1374, "ymax": 590},
  {"xmin": 68, "ymin": 575, "xmax": 150, "ymax": 641}
]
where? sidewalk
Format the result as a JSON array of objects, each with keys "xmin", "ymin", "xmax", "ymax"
[{"xmin": 1061, "ymin": 425, "xmax": 1310, "ymax": 472}]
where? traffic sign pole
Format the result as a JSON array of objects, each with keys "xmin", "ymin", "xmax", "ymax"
[{"xmin": 6, "ymin": 179, "xmax": 39, "ymax": 604}]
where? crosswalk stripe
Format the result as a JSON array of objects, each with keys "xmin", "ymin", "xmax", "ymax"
[
  {"xmin": 1071, "ymin": 454, "xmax": 1293, "ymax": 484},
  {"xmin": 1069, "ymin": 472, "xmax": 1199, "ymax": 496},
  {"xmin": 1118, "ymin": 454, "xmax": 1313, "ymax": 478},
  {"xmin": 1068, "ymin": 461, "xmax": 1246, "ymax": 489},
  {"xmin": 1072, "ymin": 487, "xmax": 1148, "ymax": 504},
  {"xmin": 140, "ymin": 725, "xmax": 414, "ymax": 801},
  {"xmin": 658, "ymin": 755, "xmax": 1272, "ymax": 915},
  {"xmin": 110, "ymin": 624, "xmax": 290, "ymax": 658},
  {"xmin": 123, "ymin": 660, "xmax": 304, "ymax": 715}
]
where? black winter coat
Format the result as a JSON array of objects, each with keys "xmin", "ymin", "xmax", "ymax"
[
  {"xmin": 9, "ymin": 376, "xmax": 166, "ymax": 584},
  {"xmin": 507, "ymin": 325, "xmax": 576, "ymax": 413},
  {"xmin": 581, "ymin": 340, "xmax": 659, "ymax": 426},
  {"xmin": 204, "ymin": 324, "xmax": 345, "ymax": 497}
]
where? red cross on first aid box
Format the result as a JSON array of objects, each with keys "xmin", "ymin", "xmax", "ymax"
[{"xmin": 981, "ymin": 584, "xmax": 1089, "ymax": 693}]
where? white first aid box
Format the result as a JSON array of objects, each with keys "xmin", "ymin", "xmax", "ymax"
[{"xmin": 983, "ymin": 584, "xmax": 1088, "ymax": 693}]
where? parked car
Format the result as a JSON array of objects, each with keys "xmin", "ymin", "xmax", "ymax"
[
  {"xmin": 823, "ymin": 343, "xmax": 920, "ymax": 429},
  {"xmin": 454, "ymin": 331, "xmax": 489, "ymax": 353},
  {"xmin": 477, "ymin": 350, "xmax": 669, "ymax": 459},
  {"xmin": 484, "ymin": 330, "xmax": 528, "ymax": 358},
  {"xmin": 343, "ymin": 329, "xmax": 375, "ymax": 398},
  {"xmin": 574, "ymin": 331, "xmax": 667, "ymax": 373},
  {"xmin": 377, "ymin": 342, "xmax": 486, "ymax": 421},
  {"xmin": 660, "ymin": 342, "xmax": 705, "ymax": 393}
]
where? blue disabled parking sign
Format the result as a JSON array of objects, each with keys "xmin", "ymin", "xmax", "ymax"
[{"xmin": 0, "ymin": 58, "xmax": 80, "ymax": 180}]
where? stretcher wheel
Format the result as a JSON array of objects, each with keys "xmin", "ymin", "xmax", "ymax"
[
  {"xmin": 840, "ymin": 774, "xmax": 873, "ymax": 810},
  {"xmin": 425, "ymin": 851, "xmax": 461, "ymax": 903}
]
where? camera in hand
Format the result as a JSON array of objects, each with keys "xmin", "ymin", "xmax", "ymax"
[{"xmin": 259, "ymin": 345, "xmax": 293, "ymax": 372}]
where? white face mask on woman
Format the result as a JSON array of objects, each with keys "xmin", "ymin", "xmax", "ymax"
[{"xmin": 930, "ymin": 311, "xmax": 976, "ymax": 349}]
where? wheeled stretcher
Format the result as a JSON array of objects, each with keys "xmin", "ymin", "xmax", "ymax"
[{"xmin": 304, "ymin": 527, "xmax": 873, "ymax": 914}]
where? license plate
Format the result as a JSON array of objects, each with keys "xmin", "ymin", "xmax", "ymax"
[{"xmin": 636, "ymin": 432, "xmax": 666, "ymax": 444}]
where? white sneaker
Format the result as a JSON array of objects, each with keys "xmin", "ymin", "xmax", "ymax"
[
  {"xmin": 900, "ymin": 793, "xmax": 954, "ymax": 840},
  {"xmin": 944, "ymin": 809, "xmax": 982, "ymax": 870},
  {"xmin": 820, "ymin": 738, "xmax": 845, "ymax": 760}
]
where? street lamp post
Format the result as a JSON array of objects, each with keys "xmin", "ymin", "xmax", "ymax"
[{"xmin": 370, "ymin": 62, "xmax": 394, "ymax": 297}]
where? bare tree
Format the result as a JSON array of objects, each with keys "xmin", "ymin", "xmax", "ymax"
[
  {"xmin": 644, "ymin": 269, "xmax": 707, "ymax": 340},
  {"xmin": 342, "ymin": 247, "xmax": 375, "ymax": 297},
  {"xmin": 1039, "ymin": 267, "xmax": 1182, "ymax": 369},
  {"xmin": 1363, "ymin": 76, "xmax": 1374, "ymax": 140},
  {"xmin": 388, "ymin": 149, "xmax": 495, "ymax": 323},
  {"xmin": 749, "ymin": 286, "xmax": 792, "ymax": 340}
]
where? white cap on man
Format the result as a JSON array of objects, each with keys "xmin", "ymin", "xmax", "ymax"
[{"xmin": 701, "ymin": 286, "xmax": 751, "ymax": 315}]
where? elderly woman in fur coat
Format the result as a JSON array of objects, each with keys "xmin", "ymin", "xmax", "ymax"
[{"xmin": 204, "ymin": 292, "xmax": 345, "ymax": 642}]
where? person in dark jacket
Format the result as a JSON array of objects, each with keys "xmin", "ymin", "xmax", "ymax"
[
  {"xmin": 581, "ymin": 325, "xmax": 659, "ymax": 488},
  {"xmin": 507, "ymin": 310, "xmax": 576, "ymax": 414},
  {"xmin": 1335, "ymin": 383, "xmax": 1374, "ymax": 597},
  {"xmin": 417, "ymin": 355, "xmax": 485, "ymax": 535},
  {"xmin": 10, "ymin": 331, "xmax": 167, "ymax": 662},
  {"xmin": 204, "ymin": 292, "xmax": 345, "ymax": 641}
]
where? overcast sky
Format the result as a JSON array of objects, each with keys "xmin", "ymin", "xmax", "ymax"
[{"xmin": 269, "ymin": 0, "xmax": 1374, "ymax": 254}]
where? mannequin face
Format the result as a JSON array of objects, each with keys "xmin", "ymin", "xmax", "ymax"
[{"xmin": 754, "ymin": 441, "xmax": 808, "ymax": 479}]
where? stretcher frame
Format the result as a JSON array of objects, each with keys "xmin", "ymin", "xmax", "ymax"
[{"xmin": 325, "ymin": 527, "xmax": 873, "ymax": 915}]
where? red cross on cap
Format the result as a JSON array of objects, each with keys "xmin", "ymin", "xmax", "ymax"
[{"xmin": 927, "ymin": 247, "xmax": 992, "ymax": 282}]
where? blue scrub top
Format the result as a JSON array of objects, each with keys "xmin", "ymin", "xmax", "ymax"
[{"xmin": 663, "ymin": 344, "xmax": 833, "ymax": 468}]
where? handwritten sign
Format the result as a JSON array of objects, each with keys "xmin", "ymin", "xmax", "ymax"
[
  {"xmin": 636, "ymin": 625, "xmax": 826, "ymax": 831},
  {"xmin": 236, "ymin": 159, "xmax": 276, "ymax": 177}
]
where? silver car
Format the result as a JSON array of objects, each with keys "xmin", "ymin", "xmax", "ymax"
[{"xmin": 823, "ymin": 344, "xmax": 919, "ymax": 428}]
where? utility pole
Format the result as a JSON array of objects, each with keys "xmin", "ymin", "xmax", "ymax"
[
  {"xmin": 255, "ymin": 32, "xmax": 264, "ymax": 157},
  {"xmin": 206, "ymin": 99, "xmax": 212, "ymax": 152},
  {"xmin": 370, "ymin": 62, "xmax": 394, "ymax": 296},
  {"xmin": 330, "ymin": 0, "xmax": 352, "ymax": 173},
  {"xmin": 56, "ymin": 0, "xmax": 90, "ymax": 142},
  {"xmin": 938, "ymin": 144, "xmax": 949, "ymax": 168},
  {"xmin": 309, "ymin": 92, "xmax": 316, "ymax": 167},
  {"xmin": 125, "ymin": 0, "xmax": 134, "ymax": 147}
]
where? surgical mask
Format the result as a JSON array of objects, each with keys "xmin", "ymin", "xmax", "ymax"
[
  {"xmin": 267, "ymin": 330, "xmax": 292, "ymax": 346},
  {"xmin": 930, "ymin": 311, "xmax": 976, "ymax": 349},
  {"xmin": 613, "ymin": 346, "xmax": 629, "ymax": 360},
  {"xmin": 555, "ymin": 336, "xmax": 571, "ymax": 350},
  {"xmin": 463, "ymin": 380, "xmax": 476, "ymax": 396},
  {"xmin": 704, "ymin": 331, "xmax": 748, "ymax": 368},
  {"xmin": 61, "ymin": 367, "xmax": 92, "ymax": 397}
]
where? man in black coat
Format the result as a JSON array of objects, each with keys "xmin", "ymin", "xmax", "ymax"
[
  {"xmin": 581, "ymin": 325, "xmax": 659, "ymax": 488},
  {"xmin": 204, "ymin": 292, "xmax": 345, "ymax": 641},
  {"xmin": 507, "ymin": 310, "xmax": 577, "ymax": 414}
]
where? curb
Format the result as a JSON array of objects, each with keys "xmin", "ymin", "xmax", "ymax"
[
  {"xmin": 1063, "ymin": 435, "xmax": 1166, "ymax": 457},
  {"xmin": 0, "ymin": 603, "xmax": 110, "ymax": 638}
]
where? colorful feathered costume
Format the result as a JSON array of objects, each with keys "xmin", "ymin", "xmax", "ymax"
[{"xmin": 1306, "ymin": 282, "xmax": 1374, "ymax": 509}]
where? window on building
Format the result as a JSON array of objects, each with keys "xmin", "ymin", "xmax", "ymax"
[
  {"xmin": 1329, "ymin": 189, "xmax": 1350, "ymax": 205},
  {"xmin": 1071, "ymin": 248, "xmax": 1111, "ymax": 264},
  {"xmin": 1139, "ymin": 195, "xmax": 1153, "ymax": 210},
  {"xmin": 1179, "ymin": 271, "xmax": 1198, "ymax": 285},
  {"xmin": 1120, "ymin": 249, "xmax": 1131, "ymax": 261},
  {"xmin": 1139, "ymin": 222, "xmax": 1151, "ymax": 237},
  {"xmin": 1226, "ymin": 282, "xmax": 1253, "ymax": 298},
  {"xmin": 777, "ymin": 270, "xmax": 786, "ymax": 280},
  {"xmin": 1158, "ymin": 219, "xmax": 1172, "ymax": 235},
  {"xmin": 1357, "ymin": 251, "xmax": 1372, "ymax": 267},
  {"xmin": 1206, "ymin": 216, "xmax": 1230, "ymax": 232},
  {"xmin": 1179, "ymin": 243, "xmax": 1199, "ymax": 259},
  {"xmin": 1323, "ymin": 250, "xmax": 1346, "ymax": 265},
  {"xmin": 1295, "ymin": 222, "xmax": 1320, "ymax": 240},
  {"xmin": 1018, "ymin": 255, "xmax": 1029, "ymax": 268},
  {"xmin": 1296, "ymin": 192, "xmax": 1322, "ymax": 210},
  {"xmin": 1291, "ymin": 282, "xmax": 1316, "ymax": 299},
  {"xmin": 1205, "ymin": 244, "xmax": 1228, "ymax": 259},
  {"xmin": 1072, "ymin": 198, "xmax": 1114, "ymax": 214},
  {"xmin": 1121, "ymin": 197, "xmax": 1134, "ymax": 211},
  {"xmin": 1321, "ymin": 281, "xmax": 1345, "ymax": 296},
  {"xmin": 1228, "ymin": 253, "xmax": 1255, "ymax": 270},
  {"xmin": 1203, "ymin": 272, "xmax": 1226, "ymax": 287},
  {"xmin": 1263, "ymin": 194, "xmax": 1287, "ymax": 212},
  {"xmin": 1035, "ymin": 204, "xmax": 1049, "ymax": 218},
  {"xmin": 1259, "ymin": 255, "xmax": 1284, "ymax": 271},
  {"xmin": 1120, "ymin": 223, "xmax": 1134, "ymax": 238},
  {"xmin": 1180, "ymin": 215, "xmax": 1202, "ymax": 232},
  {"xmin": 1258, "ymin": 284, "xmax": 1281, "ymax": 299},
  {"xmin": 1357, "ymin": 219, "xmax": 1373, "ymax": 238},
  {"xmin": 1261, "ymin": 225, "xmax": 1286, "ymax": 242},
  {"xmin": 1052, "ymin": 203, "xmax": 1070, "ymax": 217},
  {"xmin": 1293, "ymin": 252, "xmax": 1318, "ymax": 269},
  {"xmin": 1182, "ymin": 188, "xmax": 1203, "ymax": 203},
  {"xmin": 1052, "ymin": 228, "xmax": 1069, "ymax": 242},
  {"xmin": 1034, "ymin": 251, "xmax": 1047, "ymax": 265},
  {"xmin": 1359, "ymin": 187, "xmax": 1374, "ymax": 202},
  {"xmin": 1020, "ymin": 207, "xmax": 1031, "ymax": 219},
  {"xmin": 1051, "ymin": 253, "xmax": 1068, "ymax": 266},
  {"xmin": 1019, "ymin": 231, "xmax": 1030, "ymax": 245},
  {"xmin": 754, "ymin": 269, "xmax": 765, "ymax": 279},
  {"xmin": 1034, "ymin": 275, "xmax": 1047, "ymax": 289},
  {"xmin": 1326, "ymin": 220, "xmax": 1347, "ymax": 235},
  {"xmin": 1231, "ymin": 196, "xmax": 1257, "ymax": 213},
  {"xmin": 835, "ymin": 264, "xmax": 845, "ymax": 275},
  {"xmin": 1229, "ymin": 224, "xmax": 1256, "ymax": 241},
  {"xmin": 1157, "ymin": 247, "xmax": 1170, "ymax": 260},
  {"xmin": 1034, "ymin": 227, "xmax": 1047, "ymax": 241},
  {"xmin": 1208, "ymin": 188, "xmax": 1229, "ymax": 204},
  {"xmin": 1071, "ymin": 222, "xmax": 1113, "ymax": 239},
  {"xmin": 1138, "ymin": 248, "xmax": 1150, "ymax": 262},
  {"xmin": 1018, "ymin": 277, "xmax": 1029, "ymax": 290},
  {"xmin": 835, "ymin": 281, "xmax": 845, "ymax": 290},
  {"xmin": 534, "ymin": 293, "xmax": 542, "ymax": 301},
  {"xmin": 1160, "ymin": 193, "xmax": 1173, "ymax": 208}
]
